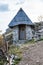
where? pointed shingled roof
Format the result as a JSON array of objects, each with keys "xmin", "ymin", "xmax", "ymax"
[{"xmin": 9, "ymin": 8, "xmax": 33, "ymax": 27}]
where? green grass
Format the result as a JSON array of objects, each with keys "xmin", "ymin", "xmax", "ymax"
[
  {"xmin": 24, "ymin": 39, "xmax": 35, "ymax": 44},
  {"xmin": 8, "ymin": 39, "xmax": 35, "ymax": 65},
  {"xmin": 8, "ymin": 45, "xmax": 22, "ymax": 65},
  {"xmin": 8, "ymin": 39, "xmax": 35, "ymax": 56},
  {"xmin": 9, "ymin": 45, "xmax": 22, "ymax": 54},
  {"xmin": 8, "ymin": 45, "xmax": 22, "ymax": 59},
  {"xmin": 38, "ymin": 38, "xmax": 43, "ymax": 41},
  {"xmin": 0, "ymin": 60, "xmax": 7, "ymax": 65},
  {"xmin": 0, "ymin": 60, "xmax": 4, "ymax": 65},
  {"xmin": 13, "ymin": 57, "xmax": 21, "ymax": 65}
]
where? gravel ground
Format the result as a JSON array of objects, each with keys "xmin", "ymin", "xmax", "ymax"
[{"xmin": 18, "ymin": 41, "xmax": 43, "ymax": 65}]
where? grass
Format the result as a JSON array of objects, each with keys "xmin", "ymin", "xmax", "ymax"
[
  {"xmin": 8, "ymin": 39, "xmax": 35, "ymax": 56},
  {"xmin": 19, "ymin": 39, "xmax": 36, "ymax": 50},
  {"xmin": 8, "ymin": 45, "xmax": 22, "ymax": 65},
  {"xmin": 8, "ymin": 45, "xmax": 22, "ymax": 57},
  {"xmin": 8, "ymin": 39, "xmax": 35, "ymax": 65},
  {"xmin": 0, "ymin": 60, "xmax": 7, "ymax": 65},
  {"xmin": 25, "ymin": 39, "xmax": 35, "ymax": 44},
  {"xmin": 0, "ymin": 60, "xmax": 4, "ymax": 65},
  {"xmin": 39, "ymin": 38, "xmax": 43, "ymax": 41},
  {"xmin": 13, "ymin": 57, "xmax": 21, "ymax": 65}
]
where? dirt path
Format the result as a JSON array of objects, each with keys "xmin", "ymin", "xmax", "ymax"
[{"xmin": 18, "ymin": 41, "xmax": 43, "ymax": 65}]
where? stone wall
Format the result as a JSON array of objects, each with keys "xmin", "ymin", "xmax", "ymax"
[
  {"xmin": 26, "ymin": 25, "xmax": 33, "ymax": 40},
  {"xmin": 12, "ymin": 26, "xmax": 19, "ymax": 43},
  {"xmin": 40, "ymin": 32, "xmax": 43, "ymax": 39},
  {"xmin": 12, "ymin": 25, "xmax": 33, "ymax": 44}
]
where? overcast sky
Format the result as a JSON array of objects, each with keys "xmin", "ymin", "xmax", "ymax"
[{"xmin": 0, "ymin": 0, "xmax": 43, "ymax": 34}]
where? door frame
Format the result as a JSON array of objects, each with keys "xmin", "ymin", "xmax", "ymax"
[{"xmin": 19, "ymin": 24, "xmax": 26, "ymax": 40}]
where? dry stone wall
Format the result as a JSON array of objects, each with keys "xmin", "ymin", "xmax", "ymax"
[
  {"xmin": 13, "ymin": 26, "xmax": 19, "ymax": 43},
  {"xmin": 26, "ymin": 25, "xmax": 33, "ymax": 40}
]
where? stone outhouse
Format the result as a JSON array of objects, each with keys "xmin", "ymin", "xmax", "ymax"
[{"xmin": 8, "ymin": 8, "xmax": 34, "ymax": 43}]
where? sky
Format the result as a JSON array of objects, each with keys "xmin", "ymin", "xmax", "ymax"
[{"xmin": 0, "ymin": 0, "xmax": 43, "ymax": 34}]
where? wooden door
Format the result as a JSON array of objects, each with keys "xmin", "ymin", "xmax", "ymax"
[{"xmin": 19, "ymin": 25, "xmax": 26, "ymax": 40}]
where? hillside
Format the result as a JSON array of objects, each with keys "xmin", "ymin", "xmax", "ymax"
[{"xmin": 18, "ymin": 41, "xmax": 43, "ymax": 65}]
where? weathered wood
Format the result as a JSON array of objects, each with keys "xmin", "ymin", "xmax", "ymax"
[{"xmin": 19, "ymin": 25, "xmax": 26, "ymax": 40}]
